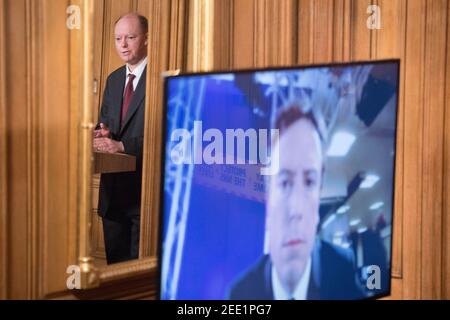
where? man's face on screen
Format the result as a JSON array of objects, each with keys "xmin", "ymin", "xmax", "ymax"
[
  {"xmin": 114, "ymin": 15, "xmax": 148, "ymax": 66},
  {"xmin": 266, "ymin": 118, "xmax": 322, "ymax": 292}
]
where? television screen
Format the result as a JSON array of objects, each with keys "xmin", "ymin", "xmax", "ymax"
[{"xmin": 158, "ymin": 60, "xmax": 400, "ymax": 300}]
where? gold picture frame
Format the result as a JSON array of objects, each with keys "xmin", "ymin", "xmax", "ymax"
[{"xmin": 74, "ymin": 0, "xmax": 213, "ymax": 291}]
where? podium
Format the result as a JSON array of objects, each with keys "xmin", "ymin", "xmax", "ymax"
[{"xmin": 93, "ymin": 151, "xmax": 136, "ymax": 174}]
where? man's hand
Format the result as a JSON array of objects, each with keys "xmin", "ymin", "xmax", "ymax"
[
  {"xmin": 93, "ymin": 123, "xmax": 111, "ymax": 138},
  {"xmin": 93, "ymin": 137, "xmax": 125, "ymax": 154}
]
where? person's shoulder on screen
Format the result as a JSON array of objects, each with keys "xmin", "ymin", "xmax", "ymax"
[
  {"xmin": 227, "ymin": 241, "xmax": 366, "ymax": 300},
  {"xmin": 226, "ymin": 255, "xmax": 273, "ymax": 300},
  {"xmin": 317, "ymin": 239, "xmax": 366, "ymax": 299},
  {"xmin": 319, "ymin": 239, "xmax": 355, "ymax": 266}
]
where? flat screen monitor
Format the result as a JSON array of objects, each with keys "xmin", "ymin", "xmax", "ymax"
[{"xmin": 158, "ymin": 60, "xmax": 400, "ymax": 300}]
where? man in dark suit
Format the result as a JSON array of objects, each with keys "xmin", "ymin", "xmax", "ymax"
[
  {"xmin": 228, "ymin": 103, "xmax": 364, "ymax": 299},
  {"xmin": 93, "ymin": 13, "xmax": 148, "ymax": 264},
  {"xmin": 229, "ymin": 240, "xmax": 363, "ymax": 300}
]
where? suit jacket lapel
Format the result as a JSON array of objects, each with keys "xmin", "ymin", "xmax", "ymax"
[
  {"xmin": 263, "ymin": 255, "xmax": 275, "ymax": 299},
  {"xmin": 120, "ymin": 66, "xmax": 147, "ymax": 135},
  {"xmin": 307, "ymin": 239, "xmax": 322, "ymax": 299},
  {"xmin": 111, "ymin": 67, "xmax": 126, "ymax": 136}
]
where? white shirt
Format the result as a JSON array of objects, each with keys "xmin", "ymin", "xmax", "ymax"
[
  {"xmin": 124, "ymin": 56, "xmax": 148, "ymax": 93},
  {"xmin": 272, "ymin": 257, "xmax": 312, "ymax": 300}
]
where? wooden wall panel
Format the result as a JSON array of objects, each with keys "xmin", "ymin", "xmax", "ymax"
[
  {"xmin": 312, "ymin": 0, "xmax": 334, "ymax": 63},
  {"xmin": 401, "ymin": 0, "xmax": 427, "ymax": 300},
  {"xmin": 298, "ymin": 0, "xmax": 375, "ymax": 62},
  {"xmin": 39, "ymin": 0, "xmax": 78, "ymax": 298},
  {"xmin": 332, "ymin": 0, "xmax": 351, "ymax": 61},
  {"xmin": 5, "ymin": 0, "xmax": 33, "ymax": 299},
  {"xmin": 298, "ymin": 0, "xmax": 313, "ymax": 63},
  {"xmin": 265, "ymin": 0, "xmax": 297, "ymax": 66},
  {"xmin": 221, "ymin": 0, "xmax": 297, "ymax": 69},
  {"xmin": 298, "ymin": 0, "xmax": 353, "ymax": 63},
  {"xmin": 186, "ymin": 0, "xmax": 215, "ymax": 71},
  {"xmin": 136, "ymin": 0, "xmax": 150, "ymax": 16},
  {"xmin": 213, "ymin": 0, "xmax": 233, "ymax": 69},
  {"xmin": 0, "ymin": 0, "xmax": 8, "ymax": 300},
  {"xmin": 374, "ymin": 0, "xmax": 406, "ymax": 60},
  {"xmin": 231, "ymin": 0, "xmax": 254, "ymax": 68},
  {"xmin": 251, "ymin": 0, "xmax": 297, "ymax": 66},
  {"xmin": 167, "ymin": 0, "xmax": 188, "ymax": 72},
  {"xmin": 2, "ymin": 0, "xmax": 78, "ymax": 299},
  {"xmin": 350, "ymin": 0, "xmax": 374, "ymax": 60},
  {"xmin": 420, "ymin": 0, "xmax": 447, "ymax": 299},
  {"xmin": 299, "ymin": 0, "xmax": 373, "ymax": 62},
  {"xmin": 445, "ymin": 0, "xmax": 450, "ymax": 300}
]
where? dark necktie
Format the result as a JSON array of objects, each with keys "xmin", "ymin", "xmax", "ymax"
[{"xmin": 121, "ymin": 73, "xmax": 136, "ymax": 126}]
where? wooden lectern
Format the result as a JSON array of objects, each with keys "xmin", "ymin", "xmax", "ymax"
[{"xmin": 93, "ymin": 151, "xmax": 136, "ymax": 174}]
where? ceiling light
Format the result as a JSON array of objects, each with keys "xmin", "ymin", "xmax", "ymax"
[
  {"xmin": 337, "ymin": 205, "xmax": 350, "ymax": 214},
  {"xmin": 327, "ymin": 131, "xmax": 356, "ymax": 157},
  {"xmin": 360, "ymin": 174, "xmax": 380, "ymax": 189},
  {"xmin": 357, "ymin": 226, "xmax": 368, "ymax": 233},
  {"xmin": 369, "ymin": 201, "xmax": 384, "ymax": 210}
]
